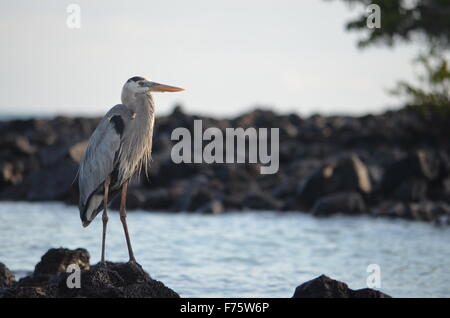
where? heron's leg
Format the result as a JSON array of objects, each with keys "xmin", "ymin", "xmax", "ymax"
[
  {"xmin": 120, "ymin": 181, "xmax": 136, "ymax": 262},
  {"xmin": 101, "ymin": 175, "xmax": 111, "ymax": 264}
]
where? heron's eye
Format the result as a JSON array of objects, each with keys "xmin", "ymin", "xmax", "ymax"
[{"xmin": 138, "ymin": 81, "xmax": 144, "ymax": 86}]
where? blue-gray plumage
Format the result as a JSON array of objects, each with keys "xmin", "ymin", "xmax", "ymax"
[
  {"xmin": 79, "ymin": 104, "xmax": 132, "ymax": 226},
  {"xmin": 78, "ymin": 76, "xmax": 184, "ymax": 263}
]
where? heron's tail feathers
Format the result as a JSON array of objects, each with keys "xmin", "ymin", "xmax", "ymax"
[{"xmin": 80, "ymin": 194, "xmax": 103, "ymax": 227}]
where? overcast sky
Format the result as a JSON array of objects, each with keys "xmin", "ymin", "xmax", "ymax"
[{"xmin": 0, "ymin": 0, "xmax": 422, "ymax": 118}]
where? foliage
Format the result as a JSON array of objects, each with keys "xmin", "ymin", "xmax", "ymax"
[
  {"xmin": 390, "ymin": 48, "xmax": 450, "ymax": 117},
  {"xmin": 330, "ymin": 0, "xmax": 450, "ymax": 117},
  {"xmin": 333, "ymin": 0, "xmax": 450, "ymax": 48}
]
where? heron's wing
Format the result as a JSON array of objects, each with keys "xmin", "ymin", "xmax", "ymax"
[{"xmin": 78, "ymin": 104, "xmax": 133, "ymax": 224}]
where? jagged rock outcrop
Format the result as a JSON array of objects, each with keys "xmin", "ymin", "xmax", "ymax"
[
  {"xmin": 292, "ymin": 275, "xmax": 391, "ymax": 298},
  {"xmin": 0, "ymin": 248, "xmax": 178, "ymax": 298}
]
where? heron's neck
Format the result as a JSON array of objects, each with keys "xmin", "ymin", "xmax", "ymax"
[{"xmin": 126, "ymin": 94, "xmax": 155, "ymax": 120}]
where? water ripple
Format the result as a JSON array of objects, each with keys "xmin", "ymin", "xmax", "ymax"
[{"xmin": 0, "ymin": 202, "xmax": 449, "ymax": 297}]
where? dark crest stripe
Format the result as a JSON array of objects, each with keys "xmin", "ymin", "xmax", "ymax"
[{"xmin": 127, "ymin": 76, "xmax": 145, "ymax": 83}]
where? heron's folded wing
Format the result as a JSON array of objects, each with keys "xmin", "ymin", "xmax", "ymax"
[{"xmin": 78, "ymin": 104, "xmax": 132, "ymax": 214}]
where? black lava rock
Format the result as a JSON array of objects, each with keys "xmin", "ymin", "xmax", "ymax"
[{"xmin": 293, "ymin": 275, "xmax": 391, "ymax": 298}]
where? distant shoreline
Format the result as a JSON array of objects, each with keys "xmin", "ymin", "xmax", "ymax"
[
  {"xmin": 0, "ymin": 106, "xmax": 449, "ymax": 225},
  {"xmin": 0, "ymin": 104, "xmax": 399, "ymax": 122}
]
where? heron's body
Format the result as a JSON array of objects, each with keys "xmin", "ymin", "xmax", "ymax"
[
  {"xmin": 77, "ymin": 76, "xmax": 183, "ymax": 263},
  {"xmin": 79, "ymin": 97, "xmax": 155, "ymax": 226}
]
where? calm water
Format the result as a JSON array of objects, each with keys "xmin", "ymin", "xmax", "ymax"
[{"xmin": 0, "ymin": 202, "xmax": 449, "ymax": 297}]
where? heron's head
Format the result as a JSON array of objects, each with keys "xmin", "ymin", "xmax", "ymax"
[{"xmin": 121, "ymin": 76, "xmax": 184, "ymax": 106}]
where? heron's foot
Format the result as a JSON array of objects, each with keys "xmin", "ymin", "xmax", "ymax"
[
  {"xmin": 99, "ymin": 261, "xmax": 108, "ymax": 268},
  {"xmin": 128, "ymin": 258, "xmax": 137, "ymax": 264}
]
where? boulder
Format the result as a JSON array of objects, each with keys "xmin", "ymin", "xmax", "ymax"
[
  {"xmin": 175, "ymin": 183, "xmax": 213, "ymax": 211},
  {"xmin": 172, "ymin": 175, "xmax": 226, "ymax": 212},
  {"xmin": 242, "ymin": 192, "xmax": 283, "ymax": 211},
  {"xmin": 1, "ymin": 248, "xmax": 179, "ymax": 298},
  {"xmin": 68, "ymin": 141, "xmax": 87, "ymax": 163},
  {"xmin": 312, "ymin": 191, "xmax": 366, "ymax": 216},
  {"xmin": 431, "ymin": 202, "xmax": 450, "ymax": 225},
  {"xmin": 142, "ymin": 188, "xmax": 174, "ymax": 210},
  {"xmin": 407, "ymin": 201, "xmax": 439, "ymax": 222},
  {"xmin": 34, "ymin": 248, "xmax": 90, "ymax": 276},
  {"xmin": 2, "ymin": 135, "xmax": 37, "ymax": 155},
  {"xmin": 382, "ymin": 150, "xmax": 441, "ymax": 195},
  {"xmin": 120, "ymin": 189, "xmax": 147, "ymax": 210},
  {"xmin": 373, "ymin": 201, "xmax": 409, "ymax": 219},
  {"xmin": 26, "ymin": 157, "xmax": 79, "ymax": 201},
  {"xmin": 197, "ymin": 199, "xmax": 225, "ymax": 214},
  {"xmin": 54, "ymin": 261, "xmax": 179, "ymax": 298},
  {"xmin": 374, "ymin": 200, "xmax": 450, "ymax": 222},
  {"xmin": 298, "ymin": 155, "xmax": 371, "ymax": 206},
  {"xmin": 18, "ymin": 248, "xmax": 90, "ymax": 287},
  {"xmin": 0, "ymin": 263, "xmax": 15, "ymax": 288},
  {"xmin": 297, "ymin": 164, "xmax": 334, "ymax": 205},
  {"xmin": 0, "ymin": 162, "xmax": 23, "ymax": 186},
  {"xmin": 292, "ymin": 275, "xmax": 391, "ymax": 298},
  {"xmin": 392, "ymin": 177, "xmax": 428, "ymax": 202},
  {"xmin": 0, "ymin": 286, "xmax": 48, "ymax": 298},
  {"xmin": 330, "ymin": 155, "xmax": 372, "ymax": 194}
]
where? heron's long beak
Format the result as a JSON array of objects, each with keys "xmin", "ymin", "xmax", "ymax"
[{"xmin": 145, "ymin": 81, "xmax": 184, "ymax": 92}]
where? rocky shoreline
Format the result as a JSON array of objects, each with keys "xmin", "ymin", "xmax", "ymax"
[
  {"xmin": 0, "ymin": 106, "xmax": 449, "ymax": 224},
  {"xmin": 0, "ymin": 248, "xmax": 390, "ymax": 298}
]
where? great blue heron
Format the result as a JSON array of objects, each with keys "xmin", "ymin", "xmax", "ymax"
[{"xmin": 78, "ymin": 76, "xmax": 184, "ymax": 263}]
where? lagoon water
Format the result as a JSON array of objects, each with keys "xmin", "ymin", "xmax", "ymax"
[{"xmin": 0, "ymin": 202, "xmax": 449, "ymax": 297}]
